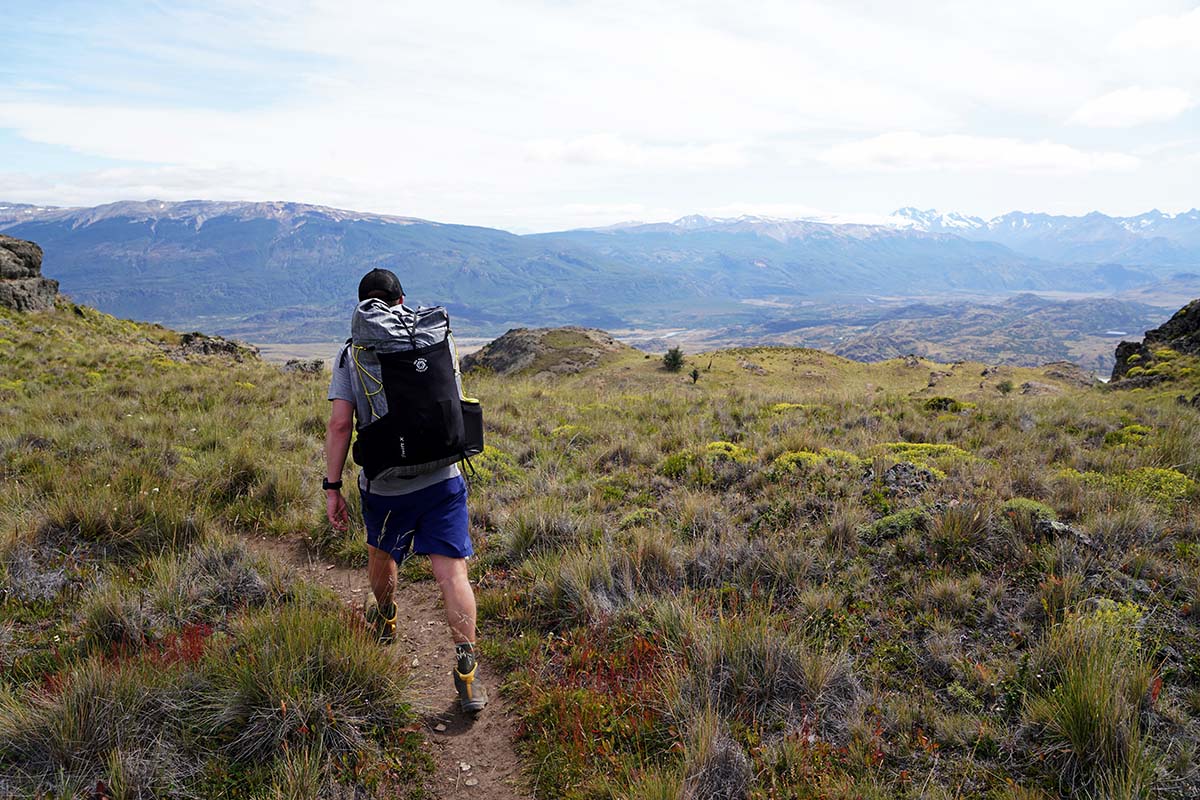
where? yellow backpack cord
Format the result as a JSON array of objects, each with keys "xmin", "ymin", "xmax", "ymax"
[{"xmin": 351, "ymin": 345, "xmax": 385, "ymax": 422}]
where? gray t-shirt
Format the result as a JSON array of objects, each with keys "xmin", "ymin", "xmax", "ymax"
[{"xmin": 328, "ymin": 343, "xmax": 459, "ymax": 496}]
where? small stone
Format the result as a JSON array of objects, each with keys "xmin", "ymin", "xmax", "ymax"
[
  {"xmin": 465, "ymin": 778, "xmax": 479, "ymax": 786},
  {"xmin": 434, "ymin": 723, "xmax": 447, "ymax": 732},
  {"xmin": 412, "ymin": 657, "xmax": 420, "ymax": 667},
  {"xmin": 459, "ymin": 761, "xmax": 471, "ymax": 771}
]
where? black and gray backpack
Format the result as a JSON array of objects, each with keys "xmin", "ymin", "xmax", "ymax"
[{"xmin": 340, "ymin": 299, "xmax": 483, "ymax": 480}]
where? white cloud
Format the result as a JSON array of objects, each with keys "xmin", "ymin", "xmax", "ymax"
[
  {"xmin": 821, "ymin": 132, "xmax": 1140, "ymax": 173},
  {"xmin": 1116, "ymin": 7, "xmax": 1200, "ymax": 49},
  {"xmin": 1070, "ymin": 86, "xmax": 1194, "ymax": 127},
  {"xmin": 527, "ymin": 135, "xmax": 748, "ymax": 169},
  {"xmin": 3, "ymin": 1, "xmax": 1197, "ymax": 229}
]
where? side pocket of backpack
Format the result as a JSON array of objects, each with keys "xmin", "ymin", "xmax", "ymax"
[{"xmin": 461, "ymin": 398, "xmax": 483, "ymax": 457}]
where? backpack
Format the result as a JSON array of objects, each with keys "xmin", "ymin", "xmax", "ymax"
[{"xmin": 341, "ymin": 300, "xmax": 483, "ymax": 480}]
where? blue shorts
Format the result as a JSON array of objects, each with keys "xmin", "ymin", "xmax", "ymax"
[{"xmin": 360, "ymin": 475, "xmax": 473, "ymax": 564}]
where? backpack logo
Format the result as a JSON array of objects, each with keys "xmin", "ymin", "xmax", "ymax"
[{"xmin": 414, "ymin": 358, "xmax": 428, "ymax": 373}]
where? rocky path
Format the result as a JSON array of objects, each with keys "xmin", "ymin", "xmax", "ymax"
[{"xmin": 249, "ymin": 536, "xmax": 530, "ymax": 799}]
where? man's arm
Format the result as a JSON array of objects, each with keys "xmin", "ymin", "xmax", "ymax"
[{"xmin": 325, "ymin": 398, "xmax": 354, "ymax": 530}]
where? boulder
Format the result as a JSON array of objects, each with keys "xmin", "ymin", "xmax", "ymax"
[
  {"xmin": 1111, "ymin": 298, "xmax": 1200, "ymax": 381},
  {"xmin": 283, "ymin": 358, "xmax": 323, "ymax": 374},
  {"xmin": 1020, "ymin": 381, "xmax": 1060, "ymax": 396},
  {"xmin": 0, "ymin": 235, "xmax": 57, "ymax": 312},
  {"xmin": 172, "ymin": 331, "xmax": 259, "ymax": 362},
  {"xmin": 1040, "ymin": 360, "xmax": 1100, "ymax": 388}
]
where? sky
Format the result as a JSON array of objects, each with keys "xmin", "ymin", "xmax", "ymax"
[{"xmin": 0, "ymin": 0, "xmax": 1197, "ymax": 232}]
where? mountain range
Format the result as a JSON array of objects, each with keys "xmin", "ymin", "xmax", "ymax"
[
  {"xmin": 888, "ymin": 206, "xmax": 1200, "ymax": 265},
  {"xmin": 0, "ymin": 200, "xmax": 1195, "ymax": 365}
]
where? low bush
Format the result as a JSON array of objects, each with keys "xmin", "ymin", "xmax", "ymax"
[
  {"xmin": 675, "ymin": 618, "xmax": 861, "ymax": 741},
  {"xmin": 866, "ymin": 507, "xmax": 927, "ymax": 542},
  {"xmin": 1022, "ymin": 603, "xmax": 1158, "ymax": 796},
  {"xmin": 0, "ymin": 657, "xmax": 195, "ymax": 796},
  {"xmin": 197, "ymin": 601, "xmax": 411, "ymax": 763}
]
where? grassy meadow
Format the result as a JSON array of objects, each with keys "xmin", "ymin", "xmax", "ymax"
[
  {"xmin": 0, "ymin": 303, "xmax": 429, "ymax": 798},
  {"xmin": 4, "ymin": 299, "xmax": 1200, "ymax": 799}
]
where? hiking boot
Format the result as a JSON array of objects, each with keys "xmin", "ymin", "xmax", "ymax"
[
  {"xmin": 454, "ymin": 648, "xmax": 488, "ymax": 713},
  {"xmin": 364, "ymin": 599, "xmax": 397, "ymax": 645}
]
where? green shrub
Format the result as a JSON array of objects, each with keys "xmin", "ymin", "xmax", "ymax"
[
  {"xmin": 1104, "ymin": 424, "xmax": 1152, "ymax": 447},
  {"xmin": 551, "ymin": 423, "xmax": 591, "ymax": 445},
  {"xmin": 866, "ymin": 508, "xmax": 927, "ymax": 542},
  {"xmin": 768, "ymin": 402, "xmax": 806, "ymax": 413},
  {"xmin": 768, "ymin": 450, "xmax": 822, "ymax": 476},
  {"xmin": 662, "ymin": 347, "xmax": 685, "ymax": 372},
  {"xmin": 469, "ymin": 444, "xmax": 521, "ymax": 483},
  {"xmin": 704, "ymin": 441, "xmax": 752, "ymax": 462},
  {"xmin": 874, "ymin": 442, "xmax": 977, "ymax": 473},
  {"xmin": 923, "ymin": 396, "xmax": 964, "ymax": 412},
  {"xmin": 770, "ymin": 448, "xmax": 863, "ymax": 480},
  {"xmin": 1061, "ymin": 466, "xmax": 1197, "ymax": 508},
  {"xmin": 659, "ymin": 441, "xmax": 753, "ymax": 485},
  {"xmin": 1119, "ymin": 467, "xmax": 1198, "ymax": 505}
]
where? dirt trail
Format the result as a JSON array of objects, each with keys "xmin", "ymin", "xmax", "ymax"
[{"xmin": 249, "ymin": 536, "xmax": 530, "ymax": 799}]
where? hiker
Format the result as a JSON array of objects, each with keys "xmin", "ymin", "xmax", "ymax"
[{"xmin": 323, "ymin": 268, "xmax": 486, "ymax": 713}]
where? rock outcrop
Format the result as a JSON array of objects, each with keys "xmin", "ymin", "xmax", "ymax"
[
  {"xmin": 462, "ymin": 326, "xmax": 630, "ymax": 377},
  {"xmin": 1040, "ymin": 361, "xmax": 1100, "ymax": 389},
  {"xmin": 0, "ymin": 235, "xmax": 57, "ymax": 312},
  {"xmin": 167, "ymin": 332, "xmax": 259, "ymax": 362},
  {"xmin": 1112, "ymin": 298, "xmax": 1200, "ymax": 382}
]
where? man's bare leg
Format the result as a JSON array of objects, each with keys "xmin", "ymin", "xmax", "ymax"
[
  {"xmin": 368, "ymin": 544, "xmax": 397, "ymax": 609},
  {"xmin": 431, "ymin": 553, "xmax": 486, "ymax": 711},
  {"xmin": 429, "ymin": 554, "xmax": 476, "ymax": 644}
]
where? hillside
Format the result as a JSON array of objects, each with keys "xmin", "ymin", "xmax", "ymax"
[
  {"xmin": 711, "ymin": 293, "xmax": 1166, "ymax": 374},
  {"xmin": 5, "ymin": 290, "xmax": 1200, "ymax": 798}
]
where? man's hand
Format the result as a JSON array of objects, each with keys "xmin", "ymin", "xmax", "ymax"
[{"xmin": 326, "ymin": 490, "xmax": 349, "ymax": 531}]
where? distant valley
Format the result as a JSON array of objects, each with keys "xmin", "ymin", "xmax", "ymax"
[{"xmin": 1, "ymin": 199, "xmax": 1196, "ymax": 373}]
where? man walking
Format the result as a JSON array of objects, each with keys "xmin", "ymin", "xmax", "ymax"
[{"xmin": 323, "ymin": 268, "xmax": 487, "ymax": 713}]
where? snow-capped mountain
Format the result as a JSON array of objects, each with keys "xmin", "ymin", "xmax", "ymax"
[
  {"xmin": 891, "ymin": 207, "xmax": 1200, "ymax": 265},
  {"xmin": 888, "ymin": 207, "xmax": 986, "ymax": 232}
]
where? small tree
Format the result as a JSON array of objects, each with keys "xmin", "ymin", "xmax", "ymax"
[
  {"xmin": 689, "ymin": 367, "xmax": 700, "ymax": 384},
  {"xmin": 663, "ymin": 346, "xmax": 685, "ymax": 372}
]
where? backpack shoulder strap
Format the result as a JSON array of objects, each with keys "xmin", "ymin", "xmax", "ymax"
[{"xmin": 338, "ymin": 338, "xmax": 352, "ymax": 369}]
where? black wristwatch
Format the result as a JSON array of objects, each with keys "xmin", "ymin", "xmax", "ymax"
[{"xmin": 322, "ymin": 477, "xmax": 343, "ymax": 491}]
